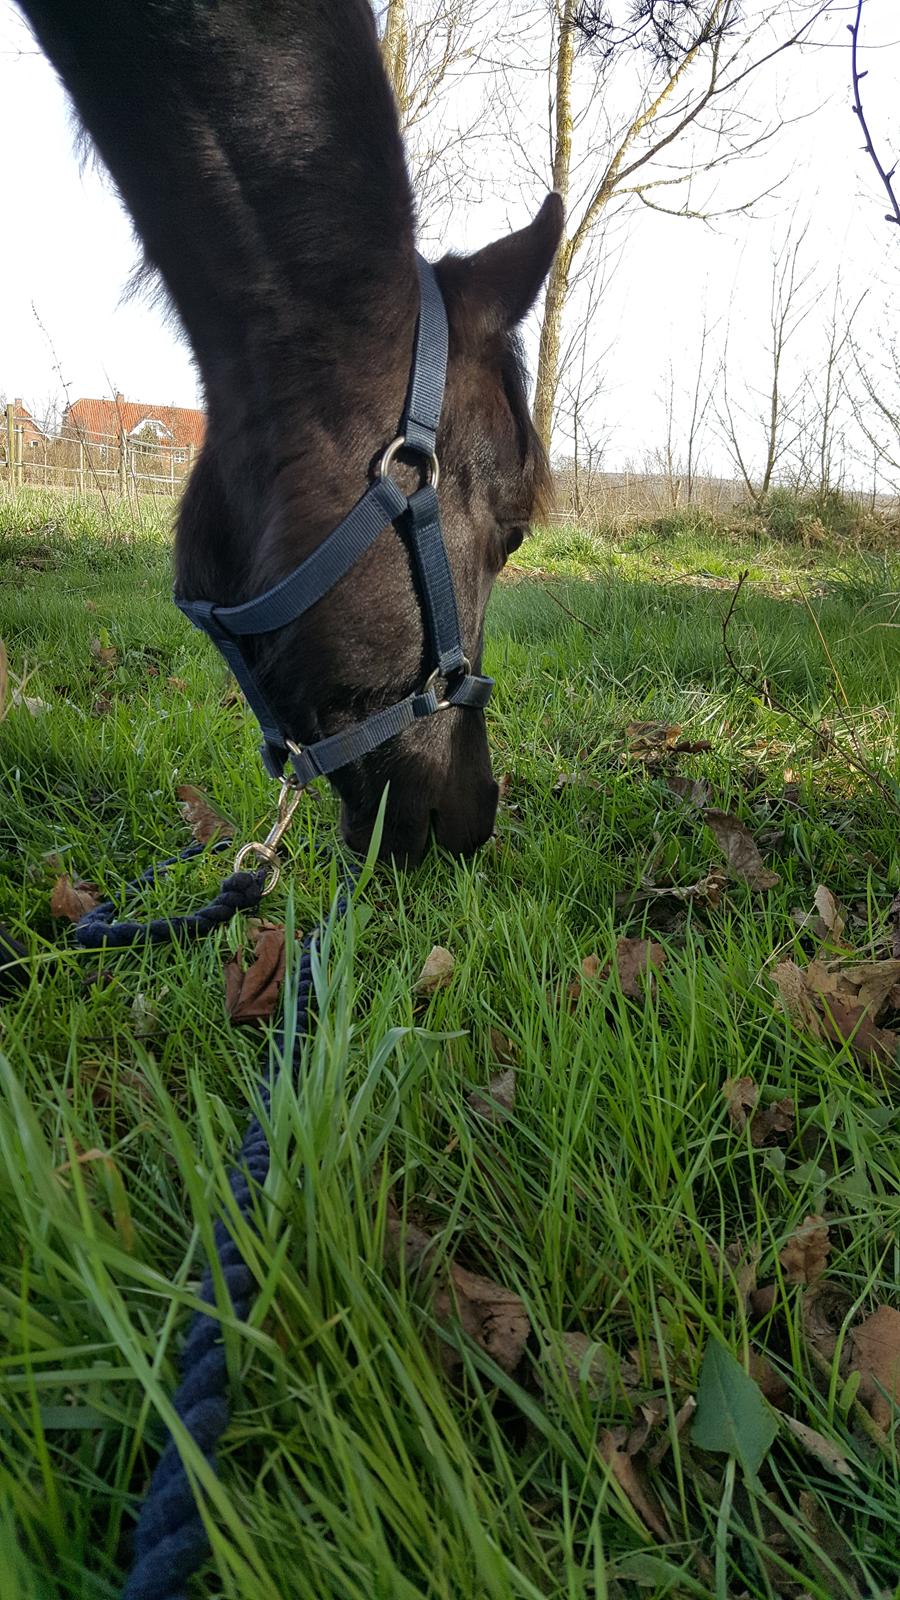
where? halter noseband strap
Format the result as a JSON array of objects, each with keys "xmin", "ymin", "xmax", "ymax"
[{"xmin": 176, "ymin": 253, "xmax": 493, "ymax": 788}]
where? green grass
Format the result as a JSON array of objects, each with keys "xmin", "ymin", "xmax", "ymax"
[{"xmin": 2, "ymin": 488, "xmax": 900, "ymax": 1599}]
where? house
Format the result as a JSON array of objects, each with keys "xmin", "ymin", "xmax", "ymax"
[
  {"xmin": 9, "ymin": 398, "xmax": 45, "ymax": 451},
  {"xmin": 61, "ymin": 393, "xmax": 206, "ymax": 458}
]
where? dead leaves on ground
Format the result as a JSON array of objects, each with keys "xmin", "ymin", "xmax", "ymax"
[
  {"xmin": 223, "ymin": 923, "xmax": 286, "ymax": 1023},
  {"xmin": 49, "ymin": 875, "xmax": 102, "ymax": 921},
  {"xmin": 770, "ymin": 954, "xmax": 900, "ymax": 1067},
  {"xmin": 413, "ymin": 945, "xmax": 455, "ymax": 996},
  {"xmin": 564, "ymin": 939, "xmax": 666, "ymax": 1008},
  {"xmin": 723, "ymin": 1076, "xmax": 794, "ymax": 1147},
  {"xmin": 384, "ymin": 1213, "xmax": 530, "ymax": 1377},
  {"xmin": 704, "ymin": 808, "xmax": 780, "ymax": 891},
  {"xmin": 176, "ymin": 783, "xmax": 236, "ymax": 844},
  {"xmin": 779, "ymin": 1214, "xmax": 831, "ymax": 1286},
  {"xmin": 848, "ymin": 1305, "xmax": 900, "ymax": 1430}
]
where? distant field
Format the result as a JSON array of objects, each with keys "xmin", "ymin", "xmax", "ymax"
[{"xmin": 2, "ymin": 487, "xmax": 900, "ymax": 1599}]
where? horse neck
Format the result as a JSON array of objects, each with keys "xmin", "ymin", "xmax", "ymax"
[{"xmin": 22, "ymin": 1, "xmax": 419, "ymax": 497}]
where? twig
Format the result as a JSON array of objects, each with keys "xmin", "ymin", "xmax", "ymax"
[
  {"xmin": 721, "ymin": 571, "xmax": 900, "ymax": 818},
  {"xmin": 850, "ymin": 0, "xmax": 900, "ymax": 230}
]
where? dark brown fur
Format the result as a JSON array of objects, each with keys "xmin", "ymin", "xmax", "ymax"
[{"xmin": 18, "ymin": 0, "xmax": 562, "ymax": 862}]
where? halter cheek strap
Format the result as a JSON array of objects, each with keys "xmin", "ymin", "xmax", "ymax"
[{"xmin": 176, "ymin": 254, "xmax": 493, "ymax": 787}]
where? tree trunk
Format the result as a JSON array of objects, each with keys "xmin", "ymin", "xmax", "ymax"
[
  {"xmin": 533, "ymin": 241, "xmax": 571, "ymax": 452},
  {"xmin": 532, "ymin": 0, "xmax": 576, "ymax": 452},
  {"xmin": 381, "ymin": 0, "xmax": 409, "ymax": 119}
]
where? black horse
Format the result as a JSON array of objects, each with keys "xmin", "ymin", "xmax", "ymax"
[{"xmin": 15, "ymin": 0, "xmax": 563, "ymax": 865}]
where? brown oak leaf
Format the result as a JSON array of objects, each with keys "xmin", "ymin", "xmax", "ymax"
[
  {"xmin": 224, "ymin": 926, "xmax": 286, "ymax": 1023},
  {"xmin": 599, "ymin": 1428, "xmax": 671, "ymax": 1541},
  {"xmin": 176, "ymin": 783, "xmax": 235, "ymax": 843},
  {"xmin": 413, "ymin": 945, "xmax": 455, "ymax": 995},
  {"xmin": 848, "ymin": 1304, "xmax": 900, "ymax": 1430},
  {"xmin": 384, "ymin": 1213, "xmax": 529, "ymax": 1375},
  {"xmin": 704, "ymin": 808, "xmax": 780, "ymax": 891},
  {"xmin": 50, "ymin": 876, "xmax": 102, "ymax": 921},
  {"xmin": 468, "ymin": 1068, "xmax": 516, "ymax": 1124},
  {"xmin": 780, "ymin": 1215, "xmax": 831, "ymax": 1285}
]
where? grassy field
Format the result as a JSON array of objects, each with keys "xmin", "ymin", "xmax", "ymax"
[{"xmin": 2, "ymin": 487, "xmax": 900, "ymax": 1600}]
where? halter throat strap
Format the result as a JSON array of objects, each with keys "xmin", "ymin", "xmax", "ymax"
[{"xmin": 176, "ymin": 254, "xmax": 492, "ymax": 786}]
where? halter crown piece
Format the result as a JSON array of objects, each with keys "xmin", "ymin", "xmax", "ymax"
[{"xmin": 177, "ymin": 254, "xmax": 493, "ymax": 788}]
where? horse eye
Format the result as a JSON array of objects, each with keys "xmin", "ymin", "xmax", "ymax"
[{"xmin": 504, "ymin": 526, "xmax": 525, "ymax": 556}]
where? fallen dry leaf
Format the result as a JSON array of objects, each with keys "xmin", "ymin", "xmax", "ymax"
[
  {"xmin": 626, "ymin": 721, "xmax": 681, "ymax": 755},
  {"xmin": 780, "ymin": 1216, "xmax": 831, "ymax": 1286},
  {"xmin": 84, "ymin": 598, "xmax": 98, "ymax": 613},
  {"xmin": 753, "ymin": 1096, "xmax": 795, "ymax": 1147},
  {"xmin": 666, "ymin": 774, "xmax": 712, "ymax": 808},
  {"xmin": 780, "ymin": 1415, "xmax": 855, "ymax": 1478},
  {"xmin": 811, "ymin": 885, "xmax": 847, "ymax": 945},
  {"xmin": 468, "ymin": 1068, "xmax": 516, "ymax": 1124},
  {"xmin": 848, "ymin": 1304, "xmax": 900, "ymax": 1430},
  {"xmin": 50, "ymin": 876, "xmax": 102, "ymax": 921},
  {"xmin": 167, "ymin": 675, "xmax": 189, "ymax": 692},
  {"xmin": 489, "ymin": 1028, "xmax": 517, "ymax": 1065},
  {"xmin": 820, "ymin": 999, "xmax": 897, "ymax": 1068},
  {"xmin": 770, "ymin": 961, "xmax": 825, "ymax": 1041},
  {"xmin": 414, "ymin": 944, "xmax": 455, "ymax": 995},
  {"xmin": 724, "ymin": 1075, "xmax": 758, "ymax": 1132},
  {"xmin": 89, "ymin": 636, "xmax": 118, "ymax": 668},
  {"xmin": 647, "ymin": 1395, "xmax": 697, "ymax": 1468},
  {"xmin": 722, "ymin": 1077, "xmax": 793, "ymax": 1146},
  {"xmin": 612, "ymin": 937, "xmax": 666, "ymax": 999},
  {"xmin": 704, "ymin": 809, "xmax": 780, "ymax": 891},
  {"xmin": 599, "ymin": 1428, "xmax": 671, "ymax": 1542},
  {"xmin": 749, "ymin": 1349, "xmax": 789, "ymax": 1406},
  {"xmin": 771, "ymin": 958, "xmax": 899, "ymax": 1068},
  {"xmin": 802, "ymin": 1283, "xmax": 854, "ymax": 1364},
  {"xmin": 385, "ymin": 1213, "xmax": 529, "ymax": 1375},
  {"xmin": 223, "ymin": 925, "xmax": 286, "ymax": 1024},
  {"xmin": 176, "ymin": 783, "xmax": 235, "ymax": 844}
]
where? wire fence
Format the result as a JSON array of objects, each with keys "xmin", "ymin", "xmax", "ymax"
[{"xmin": 3, "ymin": 405, "xmax": 197, "ymax": 497}]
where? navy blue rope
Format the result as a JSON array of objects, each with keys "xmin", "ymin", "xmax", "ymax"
[{"xmin": 74, "ymin": 840, "xmax": 358, "ymax": 1600}]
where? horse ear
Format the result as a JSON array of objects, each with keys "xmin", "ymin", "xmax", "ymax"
[{"xmin": 438, "ymin": 192, "xmax": 564, "ymax": 337}]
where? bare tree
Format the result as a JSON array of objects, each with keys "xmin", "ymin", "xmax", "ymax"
[
  {"xmin": 848, "ymin": 334, "xmax": 900, "ymax": 495},
  {"xmin": 715, "ymin": 228, "xmax": 814, "ymax": 502},
  {"xmin": 527, "ymin": 0, "xmax": 834, "ymax": 451},
  {"xmin": 378, "ymin": 0, "xmax": 497, "ymax": 233}
]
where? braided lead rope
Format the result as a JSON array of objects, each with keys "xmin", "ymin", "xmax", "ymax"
[
  {"xmin": 73, "ymin": 841, "xmax": 267, "ymax": 950},
  {"xmin": 118, "ymin": 859, "xmax": 359, "ymax": 1600}
]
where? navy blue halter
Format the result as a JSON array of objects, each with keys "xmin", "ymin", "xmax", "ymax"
[{"xmin": 177, "ymin": 254, "xmax": 493, "ymax": 788}]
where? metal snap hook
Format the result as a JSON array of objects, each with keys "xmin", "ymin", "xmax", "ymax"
[{"xmin": 233, "ymin": 777, "xmax": 305, "ymax": 895}]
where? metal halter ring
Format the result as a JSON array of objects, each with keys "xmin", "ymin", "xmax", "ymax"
[
  {"xmin": 424, "ymin": 659, "xmax": 471, "ymax": 710},
  {"xmin": 376, "ymin": 435, "xmax": 440, "ymax": 489}
]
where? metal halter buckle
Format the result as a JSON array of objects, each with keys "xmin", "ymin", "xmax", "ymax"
[
  {"xmin": 233, "ymin": 777, "xmax": 304, "ymax": 894},
  {"xmin": 376, "ymin": 434, "xmax": 440, "ymax": 489}
]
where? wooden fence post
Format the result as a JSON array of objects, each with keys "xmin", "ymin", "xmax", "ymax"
[
  {"xmin": 78, "ymin": 440, "xmax": 85, "ymax": 494},
  {"xmin": 187, "ymin": 442, "xmax": 195, "ymax": 476},
  {"xmin": 118, "ymin": 429, "xmax": 128, "ymax": 496},
  {"xmin": 5, "ymin": 404, "xmax": 14, "ymax": 489},
  {"xmin": 15, "ymin": 424, "xmax": 23, "ymax": 488}
]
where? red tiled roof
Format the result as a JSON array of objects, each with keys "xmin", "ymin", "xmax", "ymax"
[{"xmin": 62, "ymin": 394, "xmax": 206, "ymax": 450}]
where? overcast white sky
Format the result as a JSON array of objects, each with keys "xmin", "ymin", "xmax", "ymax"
[{"xmin": 1, "ymin": 0, "xmax": 897, "ymax": 476}]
